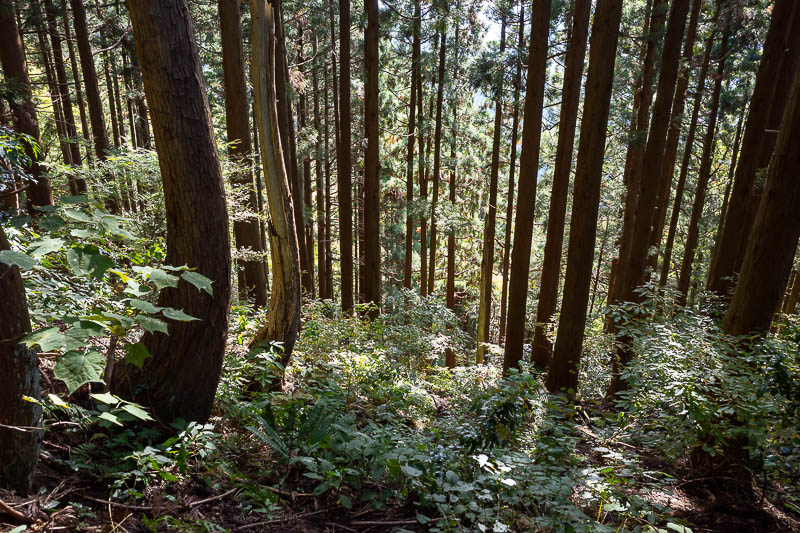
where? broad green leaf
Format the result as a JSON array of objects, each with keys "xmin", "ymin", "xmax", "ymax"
[
  {"xmin": 161, "ymin": 307, "xmax": 199, "ymax": 322},
  {"xmin": 21, "ymin": 326, "xmax": 60, "ymax": 348},
  {"xmin": 8, "ymin": 215, "xmax": 31, "ymax": 228},
  {"xmin": 28, "ymin": 237, "xmax": 64, "ymax": 258},
  {"xmin": 99, "ymin": 215, "xmax": 135, "ymax": 239},
  {"xmin": 149, "ymin": 268, "xmax": 179, "ymax": 290},
  {"xmin": 0, "ymin": 250, "xmax": 36, "ymax": 269},
  {"xmin": 121, "ymin": 403, "xmax": 153, "ymax": 421},
  {"xmin": 162, "ymin": 264, "xmax": 190, "ymax": 271},
  {"xmin": 47, "ymin": 393, "xmax": 69, "ymax": 408},
  {"xmin": 54, "ymin": 350, "xmax": 105, "ymax": 394},
  {"xmin": 70, "ymin": 228, "xmax": 103, "ymax": 239},
  {"xmin": 38, "ymin": 332, "xmax": 84, "ymax": 352},
  {"xmin": 130, "ymin": 299, "xmax": 162, "ymax": 314},
  {"xmin": 66, "ymin": 320, "xmax": 106, "ymax": 340},
  {"xmin": 182, "ymin": 271, "xmax": 213, "ymax": 296},
  {"xmin": 60, "ymin": 194, "xmax": 88, "ymax": 204},
  {"xmin": 66, "ymin": 246, "xmax": 113, "ymax": 279},
  {"xmin": 90, "ymin": 392, "xmax": 119, "ymax": 405},
  {"xmin": 124, "ymin": 342, "xmax": 151, "ymax": 368},
  {"xmin": 98, "ymin": 411, "xmax": 123, "ymax": 426},
  {"xmin": 137, "ymin": 315, "xmax": 169, "ymax": 335},
  {"xmin": 124, "ymin": 278, "xmax": 151, "ymax": 297},
  {"xmin": 100, "ymin": 312, "xmax": 135, "ymax": 328},
  {"xmin": 39, "ymin": 214, "xmax": 66, "ymax": 231},
  {"xmin": 401, "ymin": 465, "xmax": 422, "ymax": 477},
  {"xmin": 63, "ymin": 207, "xmax": 93, "ymax": 222}
]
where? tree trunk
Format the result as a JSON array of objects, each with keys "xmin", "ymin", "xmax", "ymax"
[
  {"xmin": 476, "ymin": 17, "xmax": 505, "ymax": 364},
  {"xmin": 111, "ymin": 0, "xmax": 232, "ymax": 424},
  {"xmin": 676, "ymin": 30, "xmax": 730, "ymax": 305},
  {"xmin": 446, "ymin": 20, "xmax": 460, "ymax": 369},
  {"xmin": 530, "ymin": 0, "xmax": 590, "ymax": 367},
  {"xmin": 104, "ymin": 54, "xmax": 120, "ymax": 147},
  {"xmin": 707, "ymin": 0, "xmax": 800, "ymax": 297},
  {"xmin": 419, "ymin": 46, "xmax": 434, "ymax": 298},
  {"xmin": 658, "ymin": 12, "xmax": 716, "ymax": 287},
  {"xmin": 61, "ymin": 0, "xmax": 91, "ymax": 166},
  {"xmin": 324, "ymin": 60, "xmax": 334, "ymax": 300},
  {"xmin": 499, "ymin": 0, "xmax": 525, "ymax": 345},
  {"xmin": 427, "ymin": 26, "xmax": 446, "ymax": 297},
  {"xmin": 313, "ymin": 36, "xmax": 327, "ymax": 301},
  {"xmin": 722, "ymin": 61, "xmax": 800, "ymax": 337},
  {"xmin": 0, "ymin": 0, "xmax": 53, "ymax": 207},
  {"xmin": 219, "ymin": 0, "xmax": 268, "ymax": 307},
  {"xmin": 502, "ymin": 0, "xmax": 553, "ymax": 373},
  {"xmin": 404, "ymin": 0, "xmax": 420, "ymax": 290},
  {"xmin": 363, "ymin": 0, "xmax": 381, "ymax": 316},
  {"xmin": 338, "ymin": 0, "xmax": 354, "ymax": 312},
  {"xmin": 298, "ymin": 35, "xmax": 315, "ymax": 299},
  {"xmin": 0, "ymin": 227, "xmax": 42, "ymax": 494},
  {"xmin": 545, "ymin": 0, "xmax": 624, "ymax": 394}
]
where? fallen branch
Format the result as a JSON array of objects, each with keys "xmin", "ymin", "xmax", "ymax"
[
  {"xmin": 236, "ymin": 509, "xmax": 327, "ymax": 530},
  {"xmin": 187, "ymin": 488, "xmax": 238, "ymax": 508},
  {"xmin": 0, "ymin": 498, "xmax": 32, "ymax": 523},
  {"xmin": 263, "ymin": 485, "xmax": 313, "ymax": 498}
]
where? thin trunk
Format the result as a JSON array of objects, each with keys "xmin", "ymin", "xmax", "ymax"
[
  {"xmin": 338, "ymin": 0, "xmax": 354, "ymax": 312},
  {"xmin": 62, "ymin": 0, "xmax": 91, "ymax": 165},
  {"xmin": 445, "ymin": 20, "xmax": 460, "ymax": 369},
  {"xmin": 364, "ymin": 0, "xmax": 380, "ymax": 316},
  {"xmin": 404, "ymin": 0, "xmax": 420, "ymax": 290},
  {"xmin": 589, "ymin": 216, "xmax": 611, "ymax": 317},
  {"xmin": 313, "ymin": 37, "xmax": 327, "ymax": 301},
  {"xmin": 104, "ymin": 55, "xmax": 120, "ymax": 147},
  {"xmin": 298, "ymin": 35, "xmax": 315, "ymax": 299},
  {"xmin": 530, "ymin": 0, "xmax": 590, "ymax": 367},
  {"xmin": 37, "ymin": 9, "xmax": 73, "ymax": 168},
  {"xmin": 419, "ymin": 39, "xmax": 435, "ymax": 299},
  {"xmin": 112, "ymin": 0, "xmax": 232, "ymax": 424},
  {"xmin": 324, "ymin": 60, "xmax": 334, "ymax": 300},
  {"xmin": 476, "ymin": 17, "xmax": 505, "ymax": 364},
  {"xmin": 110, "ymin": 52, "xmax": 126, "ymax": 143},
  {"xmin": 427, "ymin": 26, "xmax": 446, "ymax": 296},
  {"xmin": 545, "ymin": 0, "xmax": 624, "ymax": 394}
]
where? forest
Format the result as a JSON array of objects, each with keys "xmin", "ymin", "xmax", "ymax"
[{"xmin": 1, "ymin": 0, "xmax": 799, "ymax": 530}]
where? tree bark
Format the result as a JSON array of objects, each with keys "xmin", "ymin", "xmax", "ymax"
[
  {"xmin": 61, "ymin": 0, "xmax": 92, "ymax": 165},
  {"xmin": 707, "ymin": 0, "xmax": 800, "ymax": 298},
  {"xmin": 0, "ymin": 227, "xmax": 42, "ymax": 494},
  {"xmin": 530, "ymin": 0, "xmax": 590, "ymax": 367},
  {"xmin": 476, "ymin": 17, "xmax": 505, "ymax": 364},
  {"xmin": 545, "ymin": 0, "xmax": 624, "ymax": 394},
  {"xmin": 338, "ymin": 0, "xmax": 354, "ymax": 312},
  {"xmin": 313, "ymin": 36, "xmax": 327, "ymax": 301},
  {"xmin": 219, "ymin": 0, "xmax": 269, "ymax": 307},
  {"xmin": 722, "ymin": 61, "xmax": 800, "ymax": 337},
  {"xmin": 0, "ymin": 0, "xmax": 53, "ymax": 207},
  {"xmin": 363, "ymin": 0, "xmax": 381, "ymax": 317},
  {"xmin": 298, "ymin": 35, "xmax": 315, "ymax": 299},
  {"xmin": 404, "ymin": 0, "xmax": 420, "ymax": 290},
  {"xmin": 112, "ymin": 0, "xmax": 232, "ymax": 424},
  {"xmin": 427, "ymin": 26, "xmax": 446, "ymax": 296},
  {"xmin": 445, "ymin": 20, "xmax": 460, "ymax": 369}
]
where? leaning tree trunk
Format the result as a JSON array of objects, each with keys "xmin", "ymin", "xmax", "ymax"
[
  {"xmin": 111, "ymin": 0, "xmax": 232, "ymax": 425},
  {"xmin": 0, "ymin": 227, "xmax": 42, "ymax": 494},
  {"xmin": 219, "ymin": 0, "xmax": 269, "ymax": 307},
  {"xmin": 530, "ymin": 0, "xmax": 590, "ymax": 368},
  {"xmin": 722, "ymin": 61, "xmax": 800, "ymax": 337},
  {"xmin": 249, "ymin": 0, "xmax": 302, "ymax": 364},
  {"xmin": 545, "ymin": 0, "xmax": 624, "ymax": 395},
  {"xmin": 0, "ymin": 0, "xmax": 53, "ymax": 207}
]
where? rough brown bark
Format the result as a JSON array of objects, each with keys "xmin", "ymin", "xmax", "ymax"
[
  {"xmin": 445, "ymin": 20, "xmax": 460, "ymax": 369},
  {"xmin": 503, "ymin": 0, "xmax": 553, "ymax": 373},
  {"xmin": 219, "ymin": 0, "xmax": 268, "ymax": 307},
  {"xmin": 676, "ymin": 30, "xmax": 730, "ymax": 305},
  {"xmin": 427, "ymin": 26, "xmax": 446, "ymax": 297},
  {"xmin": 363, "ymin": 0, "xmax": 380, "ymax": 316},
  {"xmin": 338, "ymin": 0, "xmax": 354, "ymax": 312},
  {"xmin": 313, "ymin": 36, "xmax": 327, "ymax": 301},
  {"xmin": 111, "ymin": 0, "xmax": 232, "ymax": 424},
  {"xmin": 530, "ymin": 0, "xmax": 590, "ymax": 367},
  {"xmin": 298, "ymin": 35, "xmax": 315, "ymax": 299},
  {"xmin": 61, "ymin": 0, "xmax": 92, "ymax": 166},
  {"xmin": 0, "ymin": 227, "xmax": 42, "ymax": 494},
  {"xmin": 249, "ymin": 0, "xmax": 301, "ymax": 366},
  {"xmin": 722, "ymin": 62, "xmax": 800, "ymax": 337},
  {"xmin": 708, "ymin": 0, "xmax": 800, "ymax": 297},
  {"xmin": 545, "ymin": 0, "xmax": 624, "ymax": 394},
  {"xmin": 104, "ymin": 55, "xmax": 120, "ymax": 147},
  {"xmin": 323, "ymin": 60, "xmax": 334, "ymax": 300},
  {"xmin": 0, "ymin": 0, "xmax": 53, "ymax": 207},
  {"xmin": 404, "ymin": 0, "xmax": 420, "ymax": 290},
  {"xmin": 499, "ymin": 0, "xmax": 525, "ymax": 346},
  {"xmin": 476, "ymin": 18, "xmax": 505, "ymax": 364}
]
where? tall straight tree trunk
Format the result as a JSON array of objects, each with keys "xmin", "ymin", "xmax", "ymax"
[
  {"xmin": 112, "ymin": 0, "xmax": 232, "ymax": 424},
  {"xmin": 0, "ymin": 227, "xmax": 42, "ymax": 494},
  {"xmin": 110, "ymin": 52, "xmax": 126, "ymax": 143},
  {"xmin": 404, "ymin": 0, "xmax": 420, "ymax": 290},
  {"xmin": 104, "ymin": 55, "xmax": 120, "ymax": 147},
  {"xmin": 62, "ymin": 0, "xmax": 91, "ymax": 165},
  {"xmin": 659, "ymin": 13, "xmax": 716, "ymax": 287},
  {"xmin": 70, "ymin": 0, "xmax": 115, "ymax": 213},
  {"xmin": 650, "ymin": 0, "xmax": 702, "ymax": 261},
  {"xmin": 427, "ymin": 26, "xmax": 446, "ymax": 296},
  {"xmin": 0, "ymin": 0, "xmax": 53, "ymax": 207},
  {"xmin": 676, "ymin": 30, "xmax": 729, "ymax": 305},
  {"xmin": 219, "ymin": 0, "xmax": 268, "ymax": 307},
  {"xmin": 499, "ymin": 0, "xmax": 525, "ymax": 345},
  {"xmin": 545, "ymin": 0, "xmax": 624, "ymax": 394},
  {"xmin": 249, "ymin": 0, "xmax": 301, "ymax": 365},
  {"xmin": 313, "ymin": 36, "xmax": 327, "ymax": 301},
  {"xmin": 610, "ymin": 0, "xmax": 692, "ymax": 397},
  {"xmin": 708, "ymin": 0, "xmax": 800, "ymax": 297},
  {"xmin": 722, "ymin": 62, "xmax": 800, "ymax": 337},
  {"xmin": 530, "ymin": 0, "xmax": 590, "ymax": 367},
  {"xmin": 503, "ymin": 0, "xmax": 552, "ymax": 373},
  {"xmin": 298, "ymin": 36, "xmax": 315, "ymax": 298},
  {"xmin": 324, "ymin": 61, "xmax": 334, "ymax": 299},
  {"xmin": 476, "ymin": 17, "xmax": 505, "ymax": 364},
  {"xmin": 338, "ymin": 0, "xmax": 354, "ymax": 312},
  {"xmin": 363, "ymin": 0, "xmax": 381, "ymax": 316},
  {"xmin": 419, "ymin": 50, "xmax": 434, "ymax": 298},
  {"xmin": 445, "ymin": 20, "xmax": 460, "ymax": 369}
]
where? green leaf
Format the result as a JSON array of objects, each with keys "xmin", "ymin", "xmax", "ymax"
[
  {"xmin": 182, "ymin": 271, "xmax": 213, "ymax": 296},
  {"xmin": 401, "ymin": 465, "xmax": 423, "ymax": 478},
  {"xmin": 66, "ymin": 320, "xmax": 106, "ymax": 340},
  {"xmin": 130, "ymin": 299, "xmax": 162, "ymax": 314},
  {"xmin": 98, "ymin": 411, "xmax": 123, "ymax": 426},
  {"xmin": 28, "ymin": 237, "xmax": 64, "ymax": 258},
  {"xmin": 666, "ymin": 523, "xmax": 693, "ymax": 533},
  {"xmin": 339, "ymin": 494, "xmax": 352, "ymax": 509},
  {"xmin": 63, "ymin": 207, "xmax": 93, "ymax": 222},
  {"xmin": 38, "ymin": 332, "xmax": 84, "ymax": 352},
  {"xmin": 39, "ymin": 214, "xmax": 66, "ymax": 232},
  {"xmin": 137, "ymin": 315, "xmax": 169, "ymax": 335},
  {"xmin": 47, "ymin": 393, "xmax": 69, "ymax": 408},
  {"xmin": 149, "ymin": 268, "xmax": 179, "ymax": 290},
  {"xmin": 54, "ymin": 350, "xmax": 105, "ymax": 394},
  {"xmin": 99, "ymin": 312, "xmax": 135, "ymax": 328},
  {"xmin": 70, "ymin": 228, "xmax": 103, "ymax": 239},
  {"xmin": 161, "ymin": 307, "xmax": 199, "ymax": 322},
  {"xmin": 124, "ymin": 342, "xmax": 151, "ymax": 368},
  {"xmin": 124, "ymin": 279, "xmax": 151, "ymax": 297},
  {"xmin": 8, "ymin": 215, "xmax": 31, "ymax": 228},
  {"xmin": 0, "ymin": 249, "xmax": 36, "ymax": 269},
  {"xmin": 60, "ymin": 194, "xmax": 88, "ymax": 204},
  {"xmin": 65, "ymin": 246, "xmax": 113, "ymax": 279},
  {"xmin": 121, "ymin": 403, "xmax": 153, "ymax": 421},
  {"xmin": 21, "ymin": 326, "xmax": 60, "ymax": 348},
  {"xmin": 90, "ymin": 392, "xmax": 119, "ymax": 405},
  {"xmin": 99, "ymin": 215, "xmax": 135, "ymax": 239}
]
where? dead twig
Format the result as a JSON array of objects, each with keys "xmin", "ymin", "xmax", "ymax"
[
  {"xmin": 235, "ymin": 509, "xmax": 327, "ymax": 530},
  {"xmin": 0, "ymin": 498, "xmax": 32, "ymax": 523},
  {"xmin": 187, "ymin": 488, "xmax": 238, "ymax": 508}
]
